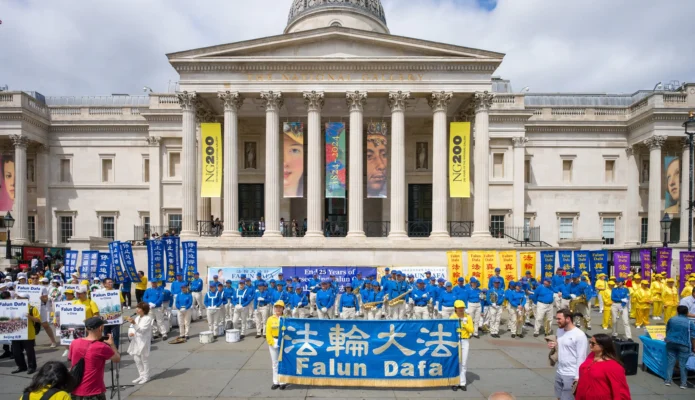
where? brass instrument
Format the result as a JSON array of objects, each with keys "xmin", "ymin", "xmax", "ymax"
[
  {"xmin": 387, "ymin": 289, "xmax": 412, "ymax": 306},
  {"xmin": 489, "ymin": 290, "xmax": 498, "ymax": 305}
]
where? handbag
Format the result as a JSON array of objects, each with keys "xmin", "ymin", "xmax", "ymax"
[{"xmin": 69, "ymin": 340, "xmax": 97, "ymax": 384}]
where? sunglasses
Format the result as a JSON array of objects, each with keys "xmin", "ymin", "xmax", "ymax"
[{"xmin": 589, "ymin": 341, "xmax": 598, "ymax": 346}]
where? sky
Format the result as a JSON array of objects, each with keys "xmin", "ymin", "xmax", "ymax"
[{"xmin": 0, "ymin": 0, "xmax": 693, "ymax": 96}]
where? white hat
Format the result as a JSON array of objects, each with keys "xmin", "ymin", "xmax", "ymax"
[
  {"xmin": 0, "ymin": 284, "xmax": 6, "ymax": 290},
  {"xmin": 93, "ymin": 277, "xmax": 101, "ymax": 281},
  {"xmin": 17, "ymin": 273, "xmax": 27, "ymax": 279},
  {"xmin": 71, "ymin": 272, "xmax": 79, "ymax": 278},
  {"xmin": 40, "ymin": 277, "xmax": 49, "ymax": 283},
  {"xmin": 3, "ymin": 276, "xmax": 11, "ymax": 281},
  {"xmin": 76, "ymin": 286, "xmax": 88, "ymax": 294},
  {"xmin": 51, "ymin": 279, "xmax": 61, "ymax": 284}
]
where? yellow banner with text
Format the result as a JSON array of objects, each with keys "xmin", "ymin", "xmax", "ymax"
[
  {"xmin": 449, "ymin": 122, "xmax": 470, "ymax": 198},
  {"xmin": 201, "ymin": 123, "xmax": 222, "ymax": 198}
]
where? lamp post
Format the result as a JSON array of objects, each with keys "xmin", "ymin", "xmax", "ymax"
[
  {"xmin": 683, "ymin": 111, "xmax": 695, "ymax": 251},
  {"xmin": 4, "ymin": 211, "xmax": 14, "ymax": 260},
  {"xmin": 660, "ymin": 213, "xmax": 672, "ymax": 248}
]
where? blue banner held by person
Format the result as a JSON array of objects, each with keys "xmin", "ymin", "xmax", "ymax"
[
  {"xmin": 118, "ymin": 242, "xmax": 141, "ymax": 283},
  {"xmin": 278, "ymin": 319, "xmax": 460, "ymax": 388},
  {"xmin": 109, "ymin": 241, "xmax": 126, "ymax": 284},
  {"xmin": 182, "ymin": 241, "xmax": 197, "ymax": 282},
  {"xmin": 540, "ymin": 251, "xmax": 556, "ymax": 280},
  {"xmin": 64, "ymin": 250, "xmax": 79, "ymax": 278},
  {"xmin": 79, "ymin": 251, "xmax": 98, "ymax": 280},
  {"xmin": 163, "ymin": 236, "xmax": 180, "ymax": 282},
  {"xmin": 147, "ymin": 239, "xmax": 165, "ymax": 282},
  {"xmin": 559, "ymin": 251, "xmax": 572, "ymax": 272},
  {"xmin": 590, "ymin": 250, "xmax": 608, "ymax": 280},
  {"xmin": 573, "ymin": 251, "xmax": 591, "ymax": 277},
  {"xmin": 95, "ymin": 252, "xmax": 112, "ymax": 281}
]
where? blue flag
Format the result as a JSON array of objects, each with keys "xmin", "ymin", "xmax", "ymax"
[
  {"xmin": 540, "ymin": 251, "xmax": 556, "ymax": 280},
  {"xmin": 119, "ymin": 242, "xmax": 141, "ymax": 283},
  {"xmin": 163, "ymin": 237, "xmax": 180, "ymax": 282},
  {"xmin": 574, "ymin": 251, "xmax": 591, "ymax": 276},
  {"xmin": 96, "ymin": 252, "xmax": 112, "ymax": 281},
  {"xmin": 559, "ymin": 251, "xmax": 573, "ymax": 272},
  {"xmin": 181, "ymin": 241, "xmax": 198, "ymax": 282},
  {"xmin": 590, "ymin": 250, "xmax": 608, "ymax": 281},
  {"xmin": 64, "ymin": 250, "xmax": 79, "ymax": 278},
  {"xmin": 79, "ymin": 251, "xmax": 98, "ymax": 280},
  {"xmin": 147, "ymin": 239, "xmax": 165, "ymax": 282},
  {"xmin": 109, "ymin": 241, "xmax": 126, "ymax": 284}
]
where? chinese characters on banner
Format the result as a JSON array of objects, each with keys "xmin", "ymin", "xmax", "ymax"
[
  {"xmin": 590, "ymin": 250, "xmax": 608, "ymax": 280},
  {"xmin": 449, "ymin": 122, "xmax": 471, "ymax": 198},
  {"xmin": 95, "ymin": 252, "xmax": 112, "ymax": 281},
  {"xmin": 109, "ymin": 242, "xmax": 126, "ymax": 284},
  {"xmin": 147, "ymin": 239, "xmax": 165, "ymax": 282},
  {"xmin": 64, "ymin": 250, "xmax": 79, "ymax": 278},
  {"xmin": 118, "ymin": 242, "xmax": 141, "ymax": 283},
  {"xmin": 656, "ymin": 248, "xmax": 672, "ymax": 277},
  {"xmin": 559, "ymin": 250, "xmax": 573, "ymax": 272},
  {"xmin": 481, "ymin": 251, "xmax": 497, "ymax": 289},
  {"xmin": 540, "ymin": 251, "xmax": 556, "ymax": 280},
  {"xmin": 366, "ymin": 122, "xmax": 388, "ymax": 199},
  {"xmin": 519, "ymin": 252, "xmax": 536, "ymax": 277},
  {"xmin": 499, "ymin": 251, "xmax": 517, "ymax": 285},
  {"xmin": 163, "ymin": 237, "xmax": 180, "ymax": 282},
  {"xmin": 446, "ymin": 251, "xmax": 462, "ymax": 284},
  {"xmin": 278, "ymin": 319, "xmax": 460, "ymax": 387},
  {"xmin": 182, "ymin": 241, "xmax": 198, "ymax": 282},
  {"xmin": 467, "ymin": 251, "xmax": 483, "ymax": 282},
  {"xmin": 639, "ymin": 249, "xmax": 652, "ymax": 283},
  {"xmin": 325, "ymin": 122, "xmax": 346, "ymax": 198},
  {"xmin": 613, "ymin": 251, "xmax": 630, "ymax": 280},
  {"xmin": 574, "ymin": 251, "xmax": 591, "ymax": 276},
  {"xmin": 679, "ymin": 251, "xmax": 695, "ymax": 291},
  {"xmin": 79, "ymin": 251, "xmax": 98, "ymax": 281}
]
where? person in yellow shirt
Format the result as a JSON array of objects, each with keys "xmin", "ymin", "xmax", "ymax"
[
  {"xmin": 634, "ymin": 280, "xmax": 652, "ymax": 328},
  {"xmin": 595, "ymin": 273, "xmax": 607, "ymax": 313},
  {"xmin": 11, "ymin": 295, "xmax": 41, "ymax": 374},
  {"xmin": 650, "ymin": 273, "xmax": 664, "ymax": 320},
  {"xmin": 451, "ymin": 300, "xmax": 473, "ymax": 392},
  {"xmin": 72, "ymin": 287, "xmax": 100, "ymax": 319},
  {"xmin": 135, "ymin": 271, "xmax": 148, "ymax": 303},
  {"xmin": 629, "ymin": 274, "xmax": 641, "ymax": 319},
  {"xmin": 265, "ymin": 300, "xmax": 286, "ymax": 391},
  {"xmin": 19, "ymin": 361, "xmax": 74, "ymax": 400},
  {"xmin": 681, "ymin": 276, "xmax": 695, "ymax": 299},
  {"xmin": 600, "ymin": 281, "xmax": 614, "ymax": 330},
  {"xmin": 662, "ymin": 278, "xmax": 679, "ymax": 323}
]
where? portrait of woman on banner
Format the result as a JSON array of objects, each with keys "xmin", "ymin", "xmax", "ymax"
[
  {"xmin": 0, "ymin": 154, "xmax": 15, "ymax": 212},
  {"xmin": 664, "ymin": 156, "xmax": 680, "ymax": 215},
  {"xmin": 283, "ymin": 122, "xmax": 304, "ymax": 198},
  {"xmin": 366, "ymin": 122, "xmax": 388, "ymax": 199}
]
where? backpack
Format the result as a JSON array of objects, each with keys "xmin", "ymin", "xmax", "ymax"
[
  {"xmin": 29, "ymin": 306, "xmax": 41, "ymax": 334},
  {"xmin": 69, "ymin": 340, "xmax": 97, "ymax": 385},
  {"xmin": 22, "ymin": 388, "xmax": 61, "ymax": 400}
]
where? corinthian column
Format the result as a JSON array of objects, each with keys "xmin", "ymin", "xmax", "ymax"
[
  {"xmin": 347, "ymin": 91, "xmax": 367, "ymax": 238},
  {"xmin": 512, "ymin": 137, "xmax": 528, "ymax": 228},
  {"xmin": 219, "ymin": 91, "xmax": 244, "ymax": 237},
  {"xmin": 388, "ymin": 91, "xmax": 410, "ymax": 238},
  {"xmin": 9, "ymin": 135, "xmax": 28, "ymax": 244},
  {"xmin": 429, "ymin": 91, "xmax": 453, "ymax": 237},
  {"xmin": 304, "ymin": 91, "xmax": 325, "ymax": 238},
  {"xmin": 472, "ymin": 91, "xmax": 494, "ymax": 237},
  {"xmin": 177, "ymin": 91, "xmax": 198, "ymax": 237},
  {"xmin": 679, "ymin": 138, "xmax": 690, "ymax": 246},
  {"xmin": 624, "ymin": 146, "xmax": 640, "ymax": 245},
  {"xmin": 645, "ymin": 135, "xmax": 666, "ymax": 245},
  {"xmin": 147, "ymin": 136, "xmax": 162, "ymax": 230},
  {"xmin": 37, "ymin": 145, "xmax": 52, "ymax": 244},
  {"xmin": 261, "ymin": 91, "xmax": 283, "ymax": 238}
]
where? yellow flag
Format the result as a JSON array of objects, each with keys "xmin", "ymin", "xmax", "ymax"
[
  {"xmin": 520, "ymin": 252, "xmax": 537, "ymax": 278},
  {"xmin": 447, "ymin": 251, "xmax": 463, "ymax": 284},
  {"xmin": 500, "ymin": 251, "xmax": 518, "ymax": 284},
  {"xmin": 200, "ymin": 123, "xmax": 222, "ymax": 198},
  {"xmin": 467, "ymin": 251, "xmax": 484, "ymax": 283},
  {"xmin": 481, "ymin": 251, "xmax": 497, "ymax": 289},
  {"xmin": 449, "ymin": 122, "xmax": 470, "ymax": 198}
]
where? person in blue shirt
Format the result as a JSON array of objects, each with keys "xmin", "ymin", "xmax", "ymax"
[
  {"xmin": 253, "ymin": 282, "xmax": 272, "ymax": 338},
  {"xmin": 308, "ymin": 273, "xmax": 321, "ymax": 317},
  {"xmin": 453, "ymin": 277, "xmax": 468, "ymax": 301},
  {"xmin": 275, "ymin": 282, "xmax": 291, "ymax": 317},
  {"xmin": 253, "ymin": 272, "xmax": 265, "ymax": 289},
  {"xmin": 372, "ymin": 280, "xmax": 387, "ymax": 319},
  {"xmin": 463, "ymin": 277, "xmax": 483, "ymax": 337},
  {"xmin": 426, "ymin": 277, "xmax": 439, "ymax": 318},
  {"xmin": 571, "ymin": 275, "xmax": 592, "ymax": 330},
  {"xmin": 507, "ymin": 282, "xmax": 527, "ymax": 338},
  {"xmin": 143, "ymin": 281, "xmax": 168, "ymax": 340},
  {"xmin": 290, "ymin": 284, "xmax": 310, "ymax": 318},
  {"xmin": 120, "ymin": 280, "xmax": 132, "ymax": 309},
  {"xmin": 339, "ymin": 284, "xmax": 359, "ymax": 319},
  {"xmin": 551, "ymin": 268, "xmax": 565, "ymax": 290},
  {"xmin": 610, "ymin": 278, "xmax": 632, "ymax": 340},
  {"xmin": 204, "ymin": 282, "xmax": 224, "ymax": 337},
  {"xmin": 388, "ymin": 273, "xmax": 409, "ymax": 319},
  {"xmin": 316, "ymin": 280, "xmax": 336, "ymax": 319},
  {"xmin": 190, "ymin": 272, "xmax": 205, "ymax": 318},
  {"xmin": 222, "ymin": 280, "xmax": 235, "ymax": 324},
  {"xmin": 351, "ymin": 273, "xmax": 365, "ymax": 293},
  {"xmin": 268, "ymin": 279, "xmax": 278, "ymax": 297},
  {"xmin": 488, "ymin": 268, "xmax": 505, "ymax": 290},
  {"xmin": 439, "ymin": 282, "xmax": 458, "ymax": 319},
  {"xmin": 174, "ymin": 283, "xmax": 193, "ymax": 340},
  {"xmin": 171, "ymin": 274, "xmax": 185, "ymax": 298},
  {"xmin": 410, "ymin": 279, "xmax": 432, "ymax": 320},
  {"xmin": 485, "ymin": 279, "xmax": 505, "ymax": 338},
  {"xmin": 664, "ymin": 305, "xmax": 695, "ymax": 388},
  {"xmin": 380, "ymin": 267, "xmax": 392, "ymax": 288},
  {"xmin": 232, "ymin": 279, "xmax": 254, "ymax": 338},
  {"xmin": 531, "ymin": 278, "xmax": 555, "ymax": 337}
]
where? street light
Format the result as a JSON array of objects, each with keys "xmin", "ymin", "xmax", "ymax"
[
  {"xmin": 660, "ymin": 213, "xmax": 672, "ymax": 248},
  {"xmin": 682, "ymin": 110, "xmax": 695, "ymax": 251},
  {"xmin": 4, "ymin": 211, "xmax": 14, "ymax": 260}
]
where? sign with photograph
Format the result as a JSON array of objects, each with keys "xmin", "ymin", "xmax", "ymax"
[
  {"xmin": 56, "ymin": 303, "xmax": 86, "ymax": 346},
  {"xmin": 91, "ymin": 290, "xmax": 122, "ymax": 325},
  {"xmin": 0, "ymin": 300, "xmax": 29, "ymax": 341},
  {"xmin": 283, "ymin": 122, "xmax": 305, "ymax": 198}
]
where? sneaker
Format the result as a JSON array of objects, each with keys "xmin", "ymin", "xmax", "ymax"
[
  {"xmin": 664, "ymin": 381, "xmax": 671, "ymax": 386},
  {"xmin": 50, "ymin": 343, "xmax": 57, "ymax": 348},
  {"xmin": 162, "ymin": 335, "xmax": 168, "ymax": 340},
  {"xmin": 61, "ymin": 350, "xmax": 68, "ymax": 357},
  {"xmin": 133, "ymin": 378, "xmax": 143, "ymax": 384},
  {"xmin": 511, "ymin": 334, "xmax": 516, "ymax": 338},
  {"xmin": 680, "ymin": 385, "xmax": 687, "ymax": 390}
]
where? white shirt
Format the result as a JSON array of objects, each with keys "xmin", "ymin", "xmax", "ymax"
[
  {"xmin": 555, "ymin": 326, "xmax": 588, "ymax": 379},
  {"xmin": 680, "ymin": 296, "xmax": 695, "ymax": 320}
]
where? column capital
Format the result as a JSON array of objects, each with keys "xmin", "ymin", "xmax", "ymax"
[
  {"xmin": 177, "ymin": 91, "xmax": 198, "ymax": 111},
  {"xmin": 195, "ymin": 102, "xmax": 217, "ymax": 123},
  {"xmin": 511, "ymin": 136, "xmax": 528, "ymax": 148},
  {"xmin": 303, "ymin": 91, "xmax": 325, "ymax": 112},
  {"xmin": 38, "ymin": 144, "xmax": 50, "ymax": 154},
  {"xmin": 261, "ymin": 91, "xmax": 284, "ymax": 112},
  {"xmin": 346, "ymin": 91, "xmax": 367, "ymax": 112},
  {"xmin": 681, "ymin": 137, "xmax": 691, "ymax": 150},
  {"xmin": 218, "ymin": 91, "xmax": 244, "ymax": 111},
  {"xmin": 388, "ymin": 91, "xmax": 411, "ymax": 112},
  {"xmin": 456, "ymin": 102, "xmax": 476, "ymax": 122},
  {"xmin": 146, "ymin": 136, "xmax": 161, "ymax": 147},
  {"xmin": 9, "ymin": 134, "xmax": 29, "ymax": 149},
  {"xmin": 474, "ymin": 91, "xmax": 495, "ymax": 112},
  {"xmin": 644, "ymin": 135, "xmax": 667, "ymax": 150},
  {"xmin": 428, "ymin": 91, "xmax": 453, "ymax": 113},
  {"xmin": 625, "ymin": 146, "xmax": 635, "ymax": 157}
]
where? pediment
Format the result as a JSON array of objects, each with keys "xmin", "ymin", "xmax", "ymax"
[{"xmin": 167, "ymin": 27, "xmax": 504, "ymax": 62}]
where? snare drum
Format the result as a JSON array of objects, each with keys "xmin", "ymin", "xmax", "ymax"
[
  {"xmin": 225, "ymin": 329, "xmax": 240, "ymax": 343},
  {"xmin": 199, "ymin": 331, "xmax": 215, "ymax": 344}
]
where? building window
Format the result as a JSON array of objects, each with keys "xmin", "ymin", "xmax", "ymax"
[
  {"xmin": 143, "ymin": 216, "xmax": 151, "ymax": 234},
  {"xmin": 28, "ymin": 216, "xmax": 35, "ymax": 243},
  {"xmin": 524, "ymin": 159, "xmax": 531, "ymax": 183},
  {"xmin": 605, "ymin": 160, "xmax": 615, "ymax": 183},
  {"xmin": 59, "ymin": 216, "xmax": 73, "ymax": 244},
  {"xmin": 524, "ymin": 217, "xmax": 532, "ymax": 240},
  {"xmin": 27, "ymin": 158, "xmax": 35, "ymax": 184},
  {"xmin": 169, "ymin": 152, "xmax": 181, "ymax": 178},
  {"xmin": 168, "ymin": 214, "xmax": 182, "ymax": 233},
  {"xmin": 60, "ymin": 159, "xmax": 72, "ymax": 182},
  {"xmin": 101, "ymin": 158, "xmax": 114, "ymax": 182},
  {"xmin": 640, "ymin": 217, "xmax": 648, "ymax": 244},
  {"xmin": 490, "ymin": 215, "xmax": 505, "ymax": 237},
  {"xmin": 559, "ymin": 217, "xmax": 573, "ymax": 240},
  {"xmin": 101, "ymin": 216, "xmax": 115, "ymax": 239},
  {"xmin": 143, "ymin": 158, "xmax": 150, "ymax": 183},
  {"xmin": 602, "ymin": 217, "xmax": 616, "ymax": 245},
  {"xmin": 562, "ymin": 160, "xmax": 573, "ymax": 183}
]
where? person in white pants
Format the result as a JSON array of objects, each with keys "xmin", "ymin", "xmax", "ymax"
[
  {"xmin": 532, "ymin": 279, "xmax": 555, "ymax": 337},
  {"xmin": 143, "ymin": 281, "xmax": 168, "ymax": 340},
  {"xmin": 126, "ymin": 303, "xmax": 153, "ymax": 384},
  {"xmin": 266, "ymin": 300, "xmax": 287, "ymax": 390},
  {"xmin": 338, "ymin": 284, "xmax": 359, "ymax": 319},
  {"xmin": 254, "ymin": 282, "xmax": 271, "ymax": 338},
  {"xmin": 610, "ymin": 279, "xmax": 632, "ymax": 340},
  {"xmin": 175, "ymin": 284, "xmax": 193, "ymax": 340},
  {"xmin": 451, "ymin": 300, "xmax": 473, "ymax": 392},
  {"xmin": 204, "ymin": 283, "xmax": 224, "ymax": 337},
  {"xmin": 233, "ymin": 280, "xmax": 253, "ymax": 338},
  {"xmin": 190, "ymin": 272, "xmax": 205, "ymax": 320}
]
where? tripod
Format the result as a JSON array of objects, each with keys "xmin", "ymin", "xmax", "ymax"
[{"xmin": 106, "ymin": 324, "xmax": 134, "ymax": 400}]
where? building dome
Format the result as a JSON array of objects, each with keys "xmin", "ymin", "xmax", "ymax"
[{"xmin": 286, "ymin": 0, "xmax": 389, "ymax": 34}]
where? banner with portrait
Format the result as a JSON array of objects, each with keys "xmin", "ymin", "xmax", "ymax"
[
  {"xmin": 664, "ymin": 155, "xmax": 680, "ymax": 215},
  {"xmin": 325, "ymin": 122, "xmax": 347, "ymax": 198},
  {"xmin": 278, "ymin": 319, "xmax": 460, "ymax": 387},
  {"xmin": 200, "ymin": 123, "xmax": 222, "ymax": 198},
  {"xmin": 366, "ymin": 122, "xmax": 388, "ymax": 198},
  {"xmin": 0, "ymin": 154, "xmax": 15, "ymax": 212},
  {"xmin": 283, "ymin": 122, "xmax": 305, "ymax": 198},
  {"xmin": 541, "ymin": 251, "xmax": 556, "ymax": 281},
  {"xmin": 613, "ymin": 251, "xmax": 631, "ymax": 280},
  {"xmin": 446, "ymin": 250, "xmax": 463, "ymax": 284},
  {"xmin": 499, "ymin": 251, "xmax": 517, "ymax": 286},
  {"xmin": 91, "ymin": 290, "xmax": 122, "ymax": 325},
  {"xmin": 449, "ymin": 122, "xmax": 471, "ymax": 198},
  {"xmin": 0, "ymin": 300, "xmax": 29, "ymax": 341},
  {"xmin": 55, "ymin": 303, "xmax": 86, "ymax": 346}
]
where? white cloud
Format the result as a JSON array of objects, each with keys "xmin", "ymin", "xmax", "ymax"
[{"xmin": 1, "ymin": 0, "xmax": 693, "ymax": 95}]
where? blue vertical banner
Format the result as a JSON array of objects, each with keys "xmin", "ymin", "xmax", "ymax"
[
  {"xmin": 89, "ymin": 252, "xmax": 98, "ymax": 280},
  {"xmin": 95, "ymin": 252, "xmax": 112, "ymax": 281},
  {"xmin": 163, "ymin": 236, "xmax": 180, "ymax": 282},
  {"xmin": 181, "ymin": 241, "xmax": 198, "ymax": 282},
  {"xmin": 79, "ymin": 251, "xmax": 98, "ymax": 280},
  {"xmin": 590, "ymin": 250, "xmax": 608, "ymax": 280},
  {"xmin": 147, "ymin": 239, "xmax": 165, "ymax": 282},
  {"xmin": 573, "ymin": 251, "xmax": 591, "ymax": 276},
  {"xmin": 118, "ymin": 242, "xmax": 141, "ymax": 283},
  {"xmin": 540, "ymin": 251, "xmax": 556, "ymax": 280},
  {"xmin": 278, "ymin": 319, "xmax": 460, "ymax": 388},
  {"xmin": 109, "ymin": 241, "xmax": 126, "ymax": 284},
  {"xmin": 64, "ymin": 250, "xmax": 79, "ymax": 278},
  {"xmin": 559, "ymin": 251, "xmax": 573, "ymax": 272}
]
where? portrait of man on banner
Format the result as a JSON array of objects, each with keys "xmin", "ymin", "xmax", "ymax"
[
  {"xmin": 366, "ymin": 122, "xmax": 388, "ymax": 198},
  {"xmin": 664, "ymin": 155, "xmax": 680, "ymax": 215},
  {"xmin": 283, "ymin": 122, "xmax": 304, "ymax": 198}
]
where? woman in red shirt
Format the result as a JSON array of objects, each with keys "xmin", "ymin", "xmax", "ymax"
[{"xmin": 575, "ymin": 333, "xmax": 631, "ymax": 400}]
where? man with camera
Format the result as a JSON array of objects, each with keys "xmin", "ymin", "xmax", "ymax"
[{"xmin": 68, "ymin": 317, "xmax": 121, "ymax": 400}]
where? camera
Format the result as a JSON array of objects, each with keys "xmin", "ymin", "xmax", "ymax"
[{"xmin": 98, "ymin": 335, "xmax": 109, "ymax": 342}]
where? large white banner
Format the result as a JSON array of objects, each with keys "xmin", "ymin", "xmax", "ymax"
[
  {"xmin": 0, "ymin": 300, "xmax": 29, "ymax": 341},
  {"xmin": 91, "ymin": 290, "xmax": 122, "ymax": 325},
  {"xmin": 56, "ymin": 302, "xmax": 86, "ymax": 346},
  {"xmin": 15, "ymin": 284, "xmax": 45, "ymax": 309}
]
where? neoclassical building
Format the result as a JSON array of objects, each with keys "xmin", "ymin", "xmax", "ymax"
[{"xmin": 1, "ymin": 0, "xmax": 694, "ymax": 267}]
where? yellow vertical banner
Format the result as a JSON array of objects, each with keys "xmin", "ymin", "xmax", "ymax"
[
  {"xmin": 481, "ymin": 251, "xmax": 497, "ymax": 289},
  {"xmin": 447, "ymin": 251, "xmax": 463, "ymax": 283},
  {"xmin": 200, "ymin": 123, "xmax": 222, "ymax": 198},
  {"xmin": 449, "ymin": 122, "xmax": 470, "ymax": 198},
  {"xmin": 499, "ymin": 251, "xmax": 518, "ymax": 284},
  {"xmin": 520, "ymin": 252, "xmax": 537, "ymax": 278},
  {"xmin": 467, "ymin": 251, "xmax": 484, "ymax": 283}
]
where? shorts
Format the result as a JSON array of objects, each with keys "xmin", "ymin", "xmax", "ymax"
[
  {"xmin": 554, "ymin": 373, "xmax": 575, "ymax": 400},
  {"xmin": 39, "ymin": 306, "xmax": 49, "ymax": 323}
]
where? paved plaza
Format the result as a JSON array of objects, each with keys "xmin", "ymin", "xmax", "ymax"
[{"xmin": 0, "ymin": 308, "xmax": 692, "ymax": 400}]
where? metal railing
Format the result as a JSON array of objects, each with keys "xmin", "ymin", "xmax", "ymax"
[
  {"xmin": 495, "ymin": 226, "xmax": 541, "ymax": 242},
  {"xmin": 198, "ymin": 221, "xmax": 223, "ymax": 237},
  {"xmin": 239, "ymin": 220, "xmax": 265, "ymax": 237},
  {"xmin": 324, "ymin": 221, "xmax": 348, "ymax": 238},
  {"xmin": 449, "ymin": 221, "xmax": 473, "ymax": 237},
  {"xmin": 407, "ymin": 221, "xmax": 432, "ymax": 238},
  {"xmin": 134, "ymin": 225, "xmax": 181, "ymax": 240},
  {"xmin": 365, "ymin": 221, "xmax": 390, "ymax": 237}
]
